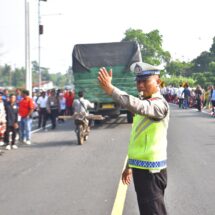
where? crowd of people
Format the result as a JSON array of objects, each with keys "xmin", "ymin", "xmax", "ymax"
[
  {"xmin": 0, "ymin": 88, "xmax": 75, "ymax": 152},
  {"xmin": 160, "ymin": 84, "xmax": 215, "ymax": 114},
  {"xmin": 1, "ymin": 83, "xmax": 215, "ymax": 154}
]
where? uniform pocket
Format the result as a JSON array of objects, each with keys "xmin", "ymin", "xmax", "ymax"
[{"xmin": 154, "ymin": 169, "xmax": 167, "ymax": 191}]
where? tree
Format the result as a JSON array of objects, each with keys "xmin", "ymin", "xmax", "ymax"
[
  {"xmin": 192, "ymin": 72, "xmax": 215, "ymax": 88},
  {"xmin": 122, "ymin": 28, "xmax": 171, "ymax": 65},
  {"xmin": 191, "ymin": 51, "xmax": 213, "ymax": 73},
  {"xmin": 31, "ymin": 61, "xmax": 50, "ymax": 84},
  {"xmin": 165, "ymin": 60, "xmax": 193, "ymax": 76},
  {"xmin": 210, "ymin": 36, "xmax": 215, "ymax": 55},
  {"xmin": 0, "ymin": 64, "xmax": 12, "ymax": 86},
  {"xmin": 208, "ymin": 61, "xmax": 215, "ymax": 74},
  {"xmin": 162, "ymin": 76, "xmax": 196, "ymax": 87},
  {"xmin": 11, "ymin": 67, "xmax": 25, "ymax": 87}
]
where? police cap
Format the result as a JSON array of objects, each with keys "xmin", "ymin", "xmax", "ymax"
[{"xmin": 130, "ymin": 62, "xmax": 163, "ymax": 81}]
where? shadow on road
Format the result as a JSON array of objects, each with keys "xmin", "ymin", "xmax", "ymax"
[
  {"xmin": 30, "ymin": 140, "xmax": 78, "ymax": 148},
  {"xmin": 94, "ymin": 115, "xmax": 129, "ymax": 130}
]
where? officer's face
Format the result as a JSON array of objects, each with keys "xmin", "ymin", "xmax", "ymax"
[{"xmin": 136, "ymin": 75, "xmax": 160, "ymax": 97}]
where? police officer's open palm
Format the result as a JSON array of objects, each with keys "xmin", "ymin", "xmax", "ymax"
[
  {"xmin": 122, "ymin": 168, "xmax": 132, "ymax": 185},
  {"xmin": 98, "ymin": 67, "xmax": 114, "ymax": 95}
]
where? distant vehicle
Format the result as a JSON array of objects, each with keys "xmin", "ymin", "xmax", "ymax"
[{"xmin": 72, "ymin": 41, "xmax": 142, "ymax": 123}]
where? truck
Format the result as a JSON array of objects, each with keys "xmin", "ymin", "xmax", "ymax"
[{"xmin": 72, "ymin": 41, "xmax": 142, "ymax": 123}]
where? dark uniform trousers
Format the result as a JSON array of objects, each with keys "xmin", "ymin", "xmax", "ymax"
[
  {"xmin": 50, "ymin": 108, "xmax": 58, "ymax": 129},
  {"xmin": 132, "ymin": 168, "xmax": 167, "ymax": 215}
]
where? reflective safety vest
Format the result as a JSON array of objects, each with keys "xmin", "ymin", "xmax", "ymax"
[{"xmin": 128, "ymin": 112, "xmax": 169, "ymax": 170}]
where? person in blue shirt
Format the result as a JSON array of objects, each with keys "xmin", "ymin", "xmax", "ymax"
[{"xmin": 182, "ymin": 83, "xmax": 191, "ymax": 109}]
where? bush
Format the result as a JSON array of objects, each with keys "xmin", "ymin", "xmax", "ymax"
[{"xmin": 161, "ymin": 76, "xmax": 196, "ymax": 87}]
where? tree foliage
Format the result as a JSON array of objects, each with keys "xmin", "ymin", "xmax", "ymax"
[
  {"xmin": 122, "ymin": 28, "xmax": 171, "ymax": 65},
  {"xmin": 0, "ymin": 61, "xmax": 72, "ymax": 89},
  {"xmin": 122, "ymin": 29, "xmax": 215, "ymax": 88},
  {"xmin": 165, "ymin": 60, "xmax": 193, "ymax": 77},
  {"xmin": 161, "ymin": 76, "xmax": 196, "ymax": 87}
]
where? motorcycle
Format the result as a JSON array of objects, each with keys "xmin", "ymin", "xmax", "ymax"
[
  {"xmin": 74, "ymin": 113, "xmax": 90, "ymax": 145},
  {"xmin": 58, "ymin": 113, "xmax": 104, "ymax": 145}
]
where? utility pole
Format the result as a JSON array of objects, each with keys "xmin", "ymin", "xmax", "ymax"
[
  {"xmin": 38, "ymin": 0, "xmax": 41, "ymax": 90},
  {"xmin": 38, "ymin": 0, "xmax": 47, "ymax": 90},
  {"xmin": 25, "ymin": 0, "xmax": 32, "ymax": 96}
]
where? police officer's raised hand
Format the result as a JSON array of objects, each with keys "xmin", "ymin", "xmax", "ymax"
[
  {"xmin": 98, "ymin": 67, "xmax": 114, "ymax": 95},
  {"xmin": 122, "ymin": 168, "xmax": 132, "ymax": 185}
]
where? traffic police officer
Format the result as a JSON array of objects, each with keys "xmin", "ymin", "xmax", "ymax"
[{"xmin": 98, "ymin": 62, "xmax": 169, "ymax": 215}]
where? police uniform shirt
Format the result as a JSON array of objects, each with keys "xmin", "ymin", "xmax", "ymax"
[{"xmin": 112, "ymin": 87, "xmax": 169, "ymax": 120}]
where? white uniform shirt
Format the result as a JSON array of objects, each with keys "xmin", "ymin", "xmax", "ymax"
[{"xmin": 112, "ymin": 88, "xmax": 169, "ymax": 120}]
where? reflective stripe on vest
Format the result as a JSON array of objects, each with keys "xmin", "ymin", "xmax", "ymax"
[
  {"xmin": 128, "ymin": 114, "xmax": 168, "ymax": 170},
  {"xmin": 128, "ymin": 159, "xmax": 167, "ymax": 169}
]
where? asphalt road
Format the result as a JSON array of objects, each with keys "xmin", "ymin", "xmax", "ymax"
[
  {"xmin": 0, "ymin": 106, "xmax": 215, "ymax": 215},
  {"xmin": 166, "ymin": 105, "xmax": 215, "ymax": 215}
]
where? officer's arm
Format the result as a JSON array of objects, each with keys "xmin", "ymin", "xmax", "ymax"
[
  {"xmin": 98, "ymin": 67, "xmax": 168, "ymax": 119},
  {"xmin": 98, "ymin": 67, "xmax": 114, "ymax": 95},
  {"xmin": 112, "ymin": 88, "xmax": 168, "ymax": 120}
]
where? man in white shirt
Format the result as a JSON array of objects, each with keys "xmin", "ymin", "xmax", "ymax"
[
  {"xmin": 72, "ymin": 91, "xmax": 94, "ymax": 115},
  {"xmin": 37, "ymin": 91, "xmax": 48, "ymax": 129},
  {"xmin": 177, "ymin": 84, "xmax": 184, "ymax": 108}
]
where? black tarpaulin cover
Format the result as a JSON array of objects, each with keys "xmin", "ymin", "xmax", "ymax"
[{"xmin": 72, "ymin": 41, "xmax": 141, "ymax": 72}]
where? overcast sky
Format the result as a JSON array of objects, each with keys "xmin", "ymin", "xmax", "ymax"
[{"xmin": 0, "ymin": 0, "xmax": 215, "ymax": 73}]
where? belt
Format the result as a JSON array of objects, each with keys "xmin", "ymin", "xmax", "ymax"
[{"xmin": 133, "ymin": 168, "xmax": 167, "ymax": 174}]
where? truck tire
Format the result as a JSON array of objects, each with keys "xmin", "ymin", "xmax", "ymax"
[{"xmin": 127, "ymin": 111, "xmax": 133, "ymax": 123}]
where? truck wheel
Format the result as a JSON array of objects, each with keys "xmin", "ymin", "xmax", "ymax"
[{"xmin": 127, "ymin": 111, "xmax": 133, "ymax": 123}]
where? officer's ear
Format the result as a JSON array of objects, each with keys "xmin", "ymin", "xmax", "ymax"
[{"xmin": 156, "ymin": 76, "xmax": 161, "ymax": 87}]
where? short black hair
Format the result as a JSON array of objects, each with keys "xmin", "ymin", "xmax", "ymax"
[
  {"xmin": 78, "ymin": 91, "xmax": 84, "ymax": 97},
  {"xmin": 22, "ymin": 90, "xmax": 29, "ymax": 96},
  {"xmin": 9, "ymin": 93, "xmax": 16, "ymax": 98}
]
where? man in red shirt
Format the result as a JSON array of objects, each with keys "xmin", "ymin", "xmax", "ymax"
[
  {"xmin": 18, "ymin": 90, "xmax": 34, "ymax": 145},
  {"xmin": 65, "ymin": 90, "xmax": 75, "ymax": 115}
]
